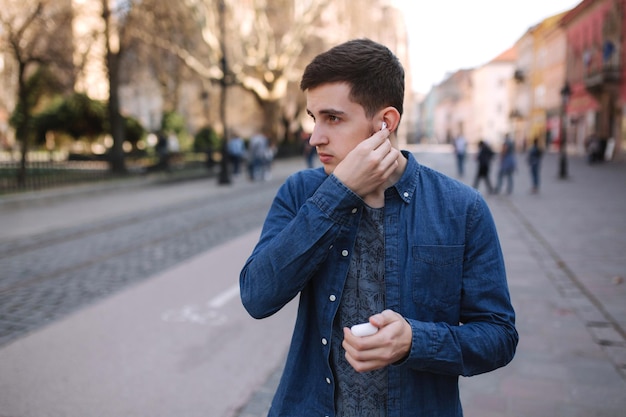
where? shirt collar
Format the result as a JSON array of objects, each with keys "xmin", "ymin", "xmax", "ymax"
[{"xmin": 389, "ymin": 150, "xmax": 420, "ymax": 204}]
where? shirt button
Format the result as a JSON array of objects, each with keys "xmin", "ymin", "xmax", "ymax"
[
  {"xmin": 341, "ymin": 250, "xmax": 349, "ymax": 257},
  {"xmin": 326, "ymin": 377, "xmax": 331, "ymax": 384},
  {"xmin": 321, "ymin": 338, "xmax": 328, "ymax": 345},
  {"xmin": 403, "ymin": 191, "xmax": 409, "ymax": 198},
  {"xmin": 329, "ymin": 294, "xmax": 336, "ymax": 302},
  {"xmin": 351, "ymin": 207, "xmax": 358, "ymax": 214}
]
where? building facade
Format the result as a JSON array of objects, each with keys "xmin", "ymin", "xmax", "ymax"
[
  {"xmin": 562, "ymin": 0, "xmax": 624, "ymax": 158},
  {"xmin": 418, "ymin": 0, "xmax": 624, "ymax": 163},
  {"xmin": 542, "ymin": 14, "xmax": 569, "ymax": 151},
  {"xmin": 433, "ymin": 69, "xmax": 474, "ymax": 145},
  {"xmin": 507, "ymin": 12, "xmax": 568, "ymax": 152},
  {"xmin": 510, "ymin": 26, "xmax": 536, "ymax": 150},
  {"xmin": 473, "ymin": 47, "xmax": 516, "ymax": 148}
]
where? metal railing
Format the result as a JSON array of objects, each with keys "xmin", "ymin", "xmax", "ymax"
[{"xmin": 0, "ymin": 152, "xmax": 214, "ymax": 195}]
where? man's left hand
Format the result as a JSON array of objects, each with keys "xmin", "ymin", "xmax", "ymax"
[{"xmin": 342, "ymin": 309, "xmax": 412, "ymax": 373}]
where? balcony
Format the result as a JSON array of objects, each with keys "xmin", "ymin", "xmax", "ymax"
[
  {"xmin": 584, "ymin": 62, "xmax": 621, "ymax": 96},
  {"xmin": 583, "ymin": 39, "xmax": 621, "ymax": 96}
]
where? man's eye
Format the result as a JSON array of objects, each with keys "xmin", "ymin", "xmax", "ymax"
[{"xmin": 328, "ymin": 115, "xmax": 339, "ymax": 122}]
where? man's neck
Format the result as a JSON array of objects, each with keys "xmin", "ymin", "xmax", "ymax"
[{"xmin": 388, "ymin": 150, "xmax": 408, "ymax": 185}]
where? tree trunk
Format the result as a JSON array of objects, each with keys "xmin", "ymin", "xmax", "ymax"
[
  {"xmin": 260, "ymin": 100, "xmax": 282, "ymax": 144},
  {"xmin": 103, "ymin": 0, "xmax": 127, "ymax": 174},
  {"xmin": 107, "ymin": 55, "xmax": 127, "ymax": 173},
  {"xmin": 16, "ymin": 64, "xmax": 29, "ymax": 188}
]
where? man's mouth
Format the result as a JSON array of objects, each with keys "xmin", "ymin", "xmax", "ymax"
[{"xmin": 317, "ymin": 153, "xmax": 333, "ymax": 164}]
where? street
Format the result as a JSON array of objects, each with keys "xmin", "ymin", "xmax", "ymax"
[
  {"xmin": 0, "ymin": 173, "xmax": 286, "ymax": 348},
  {"xmin": 0, "ymin": 165, "xmax": 301, "ymax": 417}
]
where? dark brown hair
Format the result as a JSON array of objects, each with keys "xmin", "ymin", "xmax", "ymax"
[{"xmin": 300, "ymin": 38, "xmax": 404, "ymax": 118}]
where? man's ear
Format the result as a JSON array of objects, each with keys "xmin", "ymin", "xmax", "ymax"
[{"xmin": 380, "ymin": 107, "xmax": 401, "ymax": 133}]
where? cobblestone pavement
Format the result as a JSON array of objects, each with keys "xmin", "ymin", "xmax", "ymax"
[{"xmin": 0, "ymin": 170, "xmax": 293, "ymax": 348}]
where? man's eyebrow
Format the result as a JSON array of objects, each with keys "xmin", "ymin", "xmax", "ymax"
[{"xmin": 307, "ymin": 108, "xmax": 346, "ymax": 117}]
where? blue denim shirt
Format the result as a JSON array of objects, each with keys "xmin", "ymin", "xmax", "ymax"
[{"xmin": 240, "ymin": 152, "xmax": 518, "ymax": 417}]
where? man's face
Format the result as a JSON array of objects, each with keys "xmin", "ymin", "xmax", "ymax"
[{"xmin": 306, "ymin": 82, "xmax": 374, "ymax": 174}]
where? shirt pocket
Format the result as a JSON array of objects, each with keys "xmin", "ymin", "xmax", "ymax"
[{"xmin": 411, "ymin": 245, "xmax": 464, "ymax": 310}]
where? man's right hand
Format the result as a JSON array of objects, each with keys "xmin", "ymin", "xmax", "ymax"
[{"xmin": 333, "ymin": 128, "xmax": 399, "ymax": 201}]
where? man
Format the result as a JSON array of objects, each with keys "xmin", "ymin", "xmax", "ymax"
[
  {"xmin": 495, "ymin": 133, "xmax": 517, "ymax": 195},
  {"xmin": 527, "ymin": 137, "xmax": 543, "ymax": 193},
  {"xmin": 454, "ymin": 133, "xmax": 467, "ymax": 177},
  {"xmin": 473, "ymin": 139, "xmax": 495, "ymax": 194},
  {"xmin": 248, "ymin": 131, "xmax": 270, "ymax": 181},
  {"xmin": 240, "ymin": 39, "xmax": 518, "ymax": 417},
  {"xmin": 227, "ymin": 133, "xmax": 246, "ymax": 176}
]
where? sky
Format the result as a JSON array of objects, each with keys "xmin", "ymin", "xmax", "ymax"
[{"xmin": 392, "ymin": 0, "xmax": 582, "ymax": 93}]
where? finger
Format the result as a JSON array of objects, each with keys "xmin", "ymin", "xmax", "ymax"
[
  {"xmin": 360, "ymin": 128, "xmax": 389, "ymax": 150},
  {"xmin": 370, "ymin": 309, "xmax": 400, "ymax": 328},
  {"xmin": 345, "ymin": 349, "xmax": 387, "ymax": 373},
  {"xmin": 377, "ymin": 148, "xmax": 400, "ymax": 176},
  {"xmin": 373, "ymin": 137, "xmax": 392, "ymax": 154},
  {"xmin": 343, "ymin": 342, "xmax": 380, "ymax": 364},
  {"xmin": 368, "ymin": 139, "xmax": 394, "ymax": 166},
  {"xmin": 343, "ymin": 327, "xmax": 371, "ymax": 348},
  {"xmin": 359, "ymin": 139, "xmax": 393, "ymax": 170},
  {"xmin": 346, "ymin": 327, "xmax": 386, "ymax": 353},
  {"xmin": 380, "ymin": 146, "xmax": 399, "ymax": 164}
]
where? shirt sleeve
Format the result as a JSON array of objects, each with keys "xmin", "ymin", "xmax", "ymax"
[
  {"xmin": 240, "ymin": 173, "xmax": 363, "ymax": 319},
  {"xmin": 398, "ymin": 195, "xmax": 518, "ymax": 376}
]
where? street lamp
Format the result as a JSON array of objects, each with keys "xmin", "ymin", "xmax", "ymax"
[
  {"xmin": 217, "ymin": 0, "xmax": 231, "ymax": 185},
  {"xmin": 559, "ymin": 82, "xmax": 571, "ymax": 179}
]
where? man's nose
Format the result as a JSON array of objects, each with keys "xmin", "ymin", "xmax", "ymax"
[{"xmin": 308, "ymin": 128, "xmax": 326, "ymax": 146}]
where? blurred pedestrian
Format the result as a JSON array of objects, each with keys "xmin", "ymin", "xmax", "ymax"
[
  {"xmin": 495, "ymin": 134, "xmax": 516, "ymax": 195},
  {"xmin": 227, "ymin": 134, "xmax": 246, "ymax": 177},
  {"xmin": 264, "ymin": 139, "xmax": 277, "ymax": 181},
  {"xmin": 585, "ymin": 133, "xmax": 604, "ymax": 164},
  {"xmin": 155, "ymin": 131, "xmax": 170, "ymax": 171},
  {"xmin": 453, "ymin": 133, "xmax": 467, "ymax": 177},
  {"xmin": 240, "ymin": 38, "xmax": 517, "ymax": 417},
  {"xmin": 248, "ymin": 131, "xmax": 270, "ymax": 181},
  {"xmin": 527, "ymin": 137, "xmax": 543, "ymax": 193},
  {"xmin": 301, "ymin": 129, "xmax": 316, "ymax": 168},
  {"xmin": 473, "ymin": 140, "xmax": 495, "ymax": 194}
]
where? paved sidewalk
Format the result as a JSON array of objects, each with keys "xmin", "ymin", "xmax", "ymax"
[{"xmin": 237, "ymin": 149, "xmax": 626, "ymax": 417}]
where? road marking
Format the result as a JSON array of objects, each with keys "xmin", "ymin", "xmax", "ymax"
[
  {"xmin": 208, "ymin": 284, "xmax": 240, "ymax": 309},
  {"xmin": 161, "ymin": 284, "xmax": 240, "ymax": 325}
]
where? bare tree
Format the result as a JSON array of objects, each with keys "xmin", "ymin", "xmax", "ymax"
[
  {"xmin": 121, "ymin": 0, "xmax": 407, "ymax": 149},
  {"xmin": 131, "ymin": 0, "xmax": 331, "ymax": 141},
  {"xmin": 71, "ymin": 0, "xmax": 147, "ymax": 173},
  {"xmin": 125, "ymin": 0, "xmax": 202, "ymax": 115},
  {"xmin": 0, "ymin": 0, "xmax": 74, "ymax": 186},
  {"xmin": 100, "ymin": 0, "xmax": 136, "ymax": 173},
  {"xmin": 72, "ymin": 0, "xmax": 196, "ymax": 172}
]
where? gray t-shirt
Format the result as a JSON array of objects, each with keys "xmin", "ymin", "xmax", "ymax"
[{"xmin": 331, "ymin": 205, "xmax": 388, "ymax": 417}]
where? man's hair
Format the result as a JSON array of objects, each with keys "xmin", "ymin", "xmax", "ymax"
[{"xmin": 300, "ymin": 38, "xmax": 404, "ymax": 118}]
